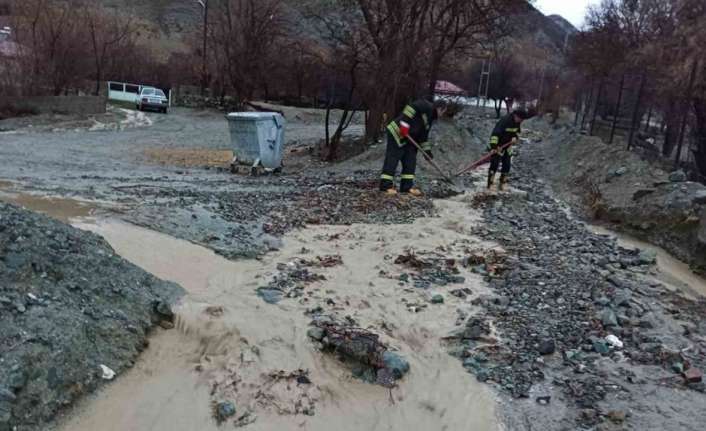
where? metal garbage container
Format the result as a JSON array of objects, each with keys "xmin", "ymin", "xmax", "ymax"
[{"xmin": 226, "ymin": 112, "xmax": 285, "ymax": 174}]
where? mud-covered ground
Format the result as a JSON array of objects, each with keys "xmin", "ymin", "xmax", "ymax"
[
  {"xmin": 519, "ymin": 119, "xmax": 706, "ymax": 273},
  {"xmin": 0, "ymin": 105, "xmax": 461, "ymax": 258},
  {"xmin": 2, "ymin": 106, "xmax": 706, "ymax": 430}
]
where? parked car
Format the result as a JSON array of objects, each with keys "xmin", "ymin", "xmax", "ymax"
[{"xmin": 136, "ymin": 87, "xmax": 169, "ymax": 113}]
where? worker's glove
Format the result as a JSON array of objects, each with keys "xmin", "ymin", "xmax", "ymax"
[
  {"xmin": 400, "ymin": 121, "xmax": 410, "ymax": 138},
  {"xmin": 424, "ymin": 150, "xmax": 434, "ymax": 160}
]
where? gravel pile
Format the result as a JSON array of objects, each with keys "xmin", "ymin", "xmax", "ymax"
[{"xmin": 0, "ymin": 203, "xmax": 183, "ymax": 431}]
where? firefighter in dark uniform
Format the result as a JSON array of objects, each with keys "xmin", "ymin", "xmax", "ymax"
[
  {"xmin": 487, "ymin": 109, "xmax": 531, "ymax": 190},
  {"xmin": 380, "ymin": 99, "xmax": 448, "ymax": 196}
]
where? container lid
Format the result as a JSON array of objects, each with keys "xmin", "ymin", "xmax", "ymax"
[{"xmin": 227, "ymin": 112, "xmax": 281, "ymax": 120}]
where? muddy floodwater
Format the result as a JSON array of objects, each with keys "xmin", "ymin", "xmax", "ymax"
[
  {"xmin": 0, "ymin": 189, "xmax": 98, "ymax": 223},
  {"xmin": 41, "ymin": 196, "xmax": 501, "ymax": 431}
]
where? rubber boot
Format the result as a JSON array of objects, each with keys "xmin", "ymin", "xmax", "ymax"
[
  {"xmin": 487, "ymin": 172, "xmax": 496, "ymax": 190},
  {"xmin": 499, "ymin": 174, "xmax": 509, "ymax": 191},
  {"xmin": 408, "ymin": 188, "xmax": 423, "ymax": 197}
]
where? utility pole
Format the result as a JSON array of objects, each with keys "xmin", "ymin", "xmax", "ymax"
[{"xmin": 197, "ymin": 0, "xmax": 208, "ymax": 96}]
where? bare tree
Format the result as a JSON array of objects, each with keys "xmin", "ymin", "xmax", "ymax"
[
  {"xmin": 82, "ymin": 1, "xmax": 136, "ymax": 95},
  {"xmin": 12, "ymin": 0, "xmax": 89, "ymax": 95},
  {"xmin": 207, "ymin": 0, "xmax": 286, "ymax": 106}
]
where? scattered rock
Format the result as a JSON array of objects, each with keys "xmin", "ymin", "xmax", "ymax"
[
  {"xmin": 215, "ymin": 401, "xmax": 237, "ymax": 422},
  {"xmin": 431, "ymin": 294, "xmax": 444, "ymax": 304},
  {"xmin": 536, "ymin": 395, "xmax": 551, "ymax": 405},
  {"xmin": 307, "ymin": 327, "xmax": 325, "ymax": 341},
  {"xmin": 538, "ymin": 338, "xmax": 556, "ymax": 355},
  {"xmin": 684, "ymin": 368, "xmax": 703, "ymax": 384},
  {"xmin": 159, "ymin": 320, "xmax": 175, "ymax": 330},
  {"xmin": 382, "ymin": 351, "xmax": 410, "ymax": 379},
  {"xmin": 592, "ymin": 339, "xmax": 610, "ymax": 355},
  {"xmin": 605, "ymin": 335, "xmax": 623, "ymax": 349},
  {"xmin": 607, "ymin": 410, "xmax": 627, "ymax": 424},
  {"xmin": 669, "ymin": 170, "xmax": 687, "ymax": 182},
  {"xmin": 638, "ymin": 250, "xmax": 657, "ymax": 265},
  {"xmin": 600, "ymin": 309, "xmax": 619, "ymax": 327},
  {"xmin": 312, "ymin": 318, "xmax": 409, "ymax": 386}
]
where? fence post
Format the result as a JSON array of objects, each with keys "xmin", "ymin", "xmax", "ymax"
[
  {"xmin": 627, "ymin": 75, "xmax": 646, "ymax": 150},
  {"xmin": 590, "ymin": 80, "xmax": 604, "ymax": 136},
  {"xmin": 675, "ymin": 60, "xmax": 698, "ymax": 168},
  {"xmin": 609, "ymin": 73, "xmax": 626, "ymax": 146},
  {"xmin": 581, "ymin": 81, "xmax": 595, "ymax": 131},
  {"xmin": 574, "ymin": 91, "xmax": 582, "ymax": 126},
  {"xmin": 644, "ymin": 106, "xmax": 653, "ymax": 132}
]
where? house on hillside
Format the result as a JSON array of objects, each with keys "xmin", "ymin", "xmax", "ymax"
[
  {"xmin": 435, "ymin": 80, "xmax": 467, "ymax": 97},
  {"xmin": 0, "ymin": 26, "xmax": 23, "ymax": 95}
]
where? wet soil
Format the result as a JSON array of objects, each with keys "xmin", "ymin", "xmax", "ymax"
[{"xmin": 4, "ymin": 107, "xmax": 706, "ymax": 430}]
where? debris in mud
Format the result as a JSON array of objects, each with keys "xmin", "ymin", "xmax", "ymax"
[
  {"xmin": 256, "ymin": 260, "xmax": 327, "ymax": 304},
  {"xmin": 208, "ymin": 363, "xmax": 321, "ymax": 427},
  {"xmin": 393, "ymin": 250, "xmax": 465, "ymax": 288},
  {"xmin": 470, "ymin": 191, "xmax": 501, "ymax": 209},
  {"xmin": 301, "ymin": 254, "xmax": 343, "ymax": 268},
  {"xmin": 99, "ymin": 365, "xmax": 116, "ymax": 380},
  {"xmin": 307, "ymin": 317, "xmax": 409, "ymax": 387}
]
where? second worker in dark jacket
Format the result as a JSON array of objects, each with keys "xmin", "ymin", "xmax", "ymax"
[
  {"xmin": 380, "ymin": 98, "xmax": 447, "ymax": 196},
  {"xmin": 487, "ymin": 109, "xmax": 531, "ymax": 190}
]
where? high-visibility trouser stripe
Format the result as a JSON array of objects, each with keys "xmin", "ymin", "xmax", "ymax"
[
  {"xmin": 401, "ymin": 174, "xmax": 415, "ymax": 180},
  {"xmin": 403, "ymin": 105, "xmax": 416, "ymax": 118},
  {"xmin": 387, "ymin": 122, "xmax": 405, "ymax": 147},
  {"xmin": 381, "ymin": 174, "xmax": 395, "ymax": 180},
  {"xmin": 505, "ymin": 128, "xmax": 519, "ymax": 132},
  {"xmin": 420, "ymin": 142, "xmax": 432, "ymax": 151}
]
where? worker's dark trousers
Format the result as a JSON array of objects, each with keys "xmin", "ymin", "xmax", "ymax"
[
  {"xmin": 380, "ymin": 133, "xmax": 417, "ymax": 193},
  {"xmin": 489, "ymin": 151, "xmax": 512, "ymax": 174}
]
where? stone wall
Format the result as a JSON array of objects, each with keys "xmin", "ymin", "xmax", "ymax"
[{"xmin": 0, "ymin": 95, "xmax": 106, "ymax": 115}]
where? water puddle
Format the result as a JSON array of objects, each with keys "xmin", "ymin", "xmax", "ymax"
[
  {"xmin": 0, "ymin": 190, "xmax": 98, "ymax": 223},
  {"xmin": 589, "ymin": 224, "xmax": 706, "ymax": 298},
  {"xmin": 55, "ymin": 197, "xmax": 499, "ymax": 431}
]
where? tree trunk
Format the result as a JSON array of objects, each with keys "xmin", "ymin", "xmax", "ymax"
[
  {"xmin": 494, "ymin": 100, "xmax": 501, "ymax": 118},
  {"xmin": 663, "ymin": 100, "xmax": 680, "ymax": 157},
  {"xmin": 692, "ymin": 98, "xmax": 706, "ymax": 181},
  {"xmin": 328, "ymin": 109, "xmax": 350, "ymax": 162},
  {"xmin": 95, "ymin": 65, "xmax": 102, "ymax": 96}
]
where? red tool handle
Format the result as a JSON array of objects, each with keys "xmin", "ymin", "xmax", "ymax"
[{"xmin": 455, "ymin": 140, "xmax": 515, "ymax": 177}]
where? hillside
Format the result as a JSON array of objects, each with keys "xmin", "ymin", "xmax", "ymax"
[
  {"xmin": 549, "ymin": 14, "xmax": 579, "ymax": 34},
  {"xmin": 88, "ymin": 0, "xmax": 573, "ymax": 63},
  {"xmin": 511, "ymin": 2, "xmax": 575, "ymax": 56}
]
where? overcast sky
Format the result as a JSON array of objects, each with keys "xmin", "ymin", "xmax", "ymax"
[{"xmin": 535, "ymin": 0, "xmax": 602, "ymax": 28}]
